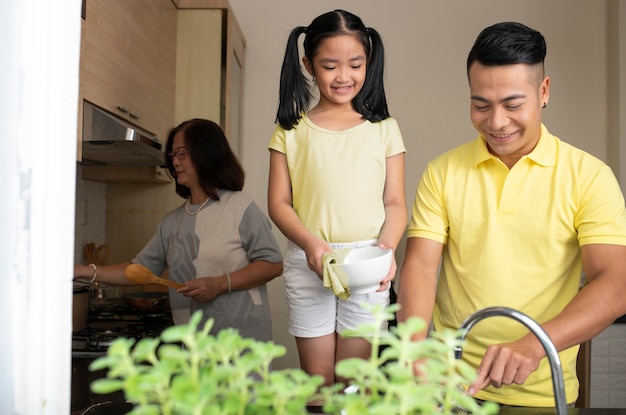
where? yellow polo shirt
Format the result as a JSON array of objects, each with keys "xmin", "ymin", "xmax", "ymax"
[
  {"xmin": 408, "ymin": 124, "xmax": 626, "ymax": 406},
  {"xmin": 269, "ymin": 114, "xmax": 405, "ymax": 243}
]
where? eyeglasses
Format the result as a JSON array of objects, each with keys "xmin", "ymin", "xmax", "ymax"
[{"xmin": 168, "ymin": 148, "xmax": 190, "ymax": 160}]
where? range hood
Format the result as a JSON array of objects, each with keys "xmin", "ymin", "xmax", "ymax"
[{"xmin": 82, "ymin": 101, "xmax": 165, "ymax": 166}]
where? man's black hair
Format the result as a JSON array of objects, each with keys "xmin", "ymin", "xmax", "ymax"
[{"xmin": 467, "ymin": 22, "xmax": 547, "ymax": 75}]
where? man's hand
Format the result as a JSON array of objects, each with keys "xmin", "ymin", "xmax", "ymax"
[{"xmin": 467, "ymin": 340, "xmax": 542, "ymax": 395}]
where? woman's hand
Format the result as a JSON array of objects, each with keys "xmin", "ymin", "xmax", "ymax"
[
  {"xmin": 74, "ymin": 265, "xmax": 92, "ymax": 280},
  {"xmin": 177, "ymin": 276, "xmax": 226, "ymax": 302}
]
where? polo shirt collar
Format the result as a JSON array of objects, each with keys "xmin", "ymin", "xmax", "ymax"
[{"xmin": 472, "ymin": 123, "xmax": 557, "ymax": 168}]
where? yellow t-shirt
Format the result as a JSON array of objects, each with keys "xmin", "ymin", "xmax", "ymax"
[
  {"xmin": 269, "ymin": 113, "xmax": 405, "ymax": 242},
  {"xmin": 407, "ymin": 124, "xmax": 626, "ymax": 406}
]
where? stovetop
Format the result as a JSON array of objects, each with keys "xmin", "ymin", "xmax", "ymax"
[
  {"xmin": 71, "ymin": 299, "xmax": 174, "ymax": 413},
  {"xmin": 72, "ymin": 300, "xmax": 174, "ymax": 358}
]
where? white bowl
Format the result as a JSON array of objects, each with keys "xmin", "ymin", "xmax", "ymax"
[{"xmin": 338, "ymin": 246, "xmax": 393, "ymax": 294}]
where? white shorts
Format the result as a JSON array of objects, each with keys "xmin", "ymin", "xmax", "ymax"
[{"xmin": 283, "ymin": 240, "xmax": 390, "ymax": 338}]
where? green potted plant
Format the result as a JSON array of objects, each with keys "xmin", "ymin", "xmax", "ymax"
[
  {"xmin": 90, "ymin": 312, "xmax": 322, "ymax": 415},
  {"xmin": 319, "ymin": 303, "xmax": 499, "ymax": 415},
  {"xmin": 90, "ymin": 304, "xmax": 499, "ymax": 415}
]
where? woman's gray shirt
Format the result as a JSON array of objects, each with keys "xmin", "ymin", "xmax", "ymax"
[{"xmin": 133, "ymin": 190, "xmax": 282, "ymax": 341}]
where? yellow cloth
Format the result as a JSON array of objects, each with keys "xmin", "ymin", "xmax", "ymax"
[{"xmin": 322, "ymin": 248, "xmax": 352, "ymax": 300}]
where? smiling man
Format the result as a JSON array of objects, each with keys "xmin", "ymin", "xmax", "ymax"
[{"xmin": 398, "ymin": 22, "xmax": 626, "ymax": 407}]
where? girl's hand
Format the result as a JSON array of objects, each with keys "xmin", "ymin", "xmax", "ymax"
[
  {"xmin": 376, "ymin": 241, "xmax": 396, "ymax": 291},
  {"xmin": 303, "ymin": 238, "xmax": 332, "ymax": 279}
]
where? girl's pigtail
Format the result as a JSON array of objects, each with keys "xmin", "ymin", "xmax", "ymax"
[
  {"xmin": 276, "ymin": 26, "xmax": 310, "ymax": 130},
  {"xmin": 354, "ymin": 27, "xmax": 389, "ymax": 122}
]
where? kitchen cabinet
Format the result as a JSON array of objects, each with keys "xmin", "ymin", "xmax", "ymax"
[
  {"xmin": 77, "ymin": 0, "xmax": 176, "ymax": 161},
  {"xmin": 173, "ymin": 0, "xmax": 245, "ymax": 156},
  {"xmin": 76, "ymin": 0, "xmax": 246, "ymax": 265},
  {"xmin": 81, "ymin": 165, "xmax": 172, "ymax": 184}
]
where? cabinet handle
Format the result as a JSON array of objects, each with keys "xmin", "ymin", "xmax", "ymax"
[{"xmin": 116, "ymin": 105, "xmax": 140, "ymax": 120}]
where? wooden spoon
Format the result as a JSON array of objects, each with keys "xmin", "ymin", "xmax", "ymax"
[
  {"xmin": 84, "ymin": 242, "xmax": 97, "ymax": 264},
  {"xmin": 95, "ymin": 244, "xmax": 110, "ymax": 266},
  {"xmin": 124, "ymin": 264, "xmax": 184, "ymax": 289}
]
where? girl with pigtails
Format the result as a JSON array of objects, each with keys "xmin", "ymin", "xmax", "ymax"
[{"xmin": 267, "ymin": 9, "xmax": 407, "ymax": 387}]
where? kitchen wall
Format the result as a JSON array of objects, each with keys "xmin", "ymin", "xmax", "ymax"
[
  {"xmin": 74, "ymin": 0, "xmax": 626, "ymax": 405},
  {"xmin": 74, "ymin": 166, "xmax": 106, "ymax": 263},
  {"xmin": 590, "ymin": 324, "xmax": 626, "ymax": 407}
]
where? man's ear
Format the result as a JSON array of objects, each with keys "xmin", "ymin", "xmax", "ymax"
[{"xmin": 539, "ymin": 75, "xmax": 550, "ymax": 107}]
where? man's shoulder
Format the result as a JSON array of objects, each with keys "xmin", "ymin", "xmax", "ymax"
[
  {"xmin": 552, "ymin": 135, "xmax": 607, "ymax": 169},
  {"xmin": 428, "ymin": 139, "xmax": 478, "ymax": 167}
]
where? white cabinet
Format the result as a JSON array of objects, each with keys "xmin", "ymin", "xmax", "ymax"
[{"xmin": 173, "ymin": 0, "xmax": 246, "ymax": 156}]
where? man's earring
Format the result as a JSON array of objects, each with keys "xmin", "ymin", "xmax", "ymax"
[{"xmin": 542, "ymin": 102, "xmax": 547, "ymax": 108}]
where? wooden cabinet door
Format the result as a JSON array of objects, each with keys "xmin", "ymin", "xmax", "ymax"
[
  {"xmin": 174, "ymin": 9, "xmax": 223, "ymax": 125},
  {"xmin": 174, "ymin": 4, "xmax": 246, "ymax": 157},
  {"xmin": 81, "ymin": 0, "xmax": 133, "ymax": 120},
  {"xmin": 127, "ymin": 0, "xmax": 160, "ymax": 131},
  {"xmin": 80, "ymin": 0, "xmax": 175, "ymax": 140},
  {"xmin": 224, "ymin": 10, "xmax": 245, "ymax": 156},
  {"xmin": 127, "ymin": 0, "xmax": 176, "ymax": 139},
  {"xmin": 152, "ymin": 0, "xmax": 177, "ymax": 141}
]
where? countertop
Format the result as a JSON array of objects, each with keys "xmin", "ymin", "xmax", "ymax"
[
  {"xmin": 305, "ymin": 407, "xmax": 626, "ymax": 414},
  {"xmin": 82, "ymin": 403, "xmax": 626, "ymax": 414},
  {"xmin": 498, "ymin": 409, "xmax": 626, "ymax": 415}
]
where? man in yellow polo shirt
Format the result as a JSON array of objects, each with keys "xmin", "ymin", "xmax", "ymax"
[{"xmin": 398, "ymin": 21, "xmax": 626, "ymax": 407}]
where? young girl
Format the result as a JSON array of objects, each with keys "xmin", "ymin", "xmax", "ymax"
[{"xmin": 268, "ymin": 9, "xmax": 406, "ymax": 386}]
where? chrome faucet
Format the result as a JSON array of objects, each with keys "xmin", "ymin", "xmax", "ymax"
[{"xmin": 454, "ymin": 306, "xmax": 568, "ymax": 415}]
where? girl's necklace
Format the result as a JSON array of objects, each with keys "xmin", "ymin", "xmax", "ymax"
[{"xmin": 185, "ymin": 196, "xmax": 210, "ymax": 215}]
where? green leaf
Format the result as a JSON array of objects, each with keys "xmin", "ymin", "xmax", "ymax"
[
  {"xmin": 90, "ymin": 378, "xmax": 124, "ymax": 394},
  {"xmin": 126, "ymin": 404, "xmax": 161, "ymax": 415},
  {"xmin": 87, "ymin": 303, "xmax": 497, "ymax": 415},
  {"xmin": 131, "ymin": 338, "xmax": 160, "ymax": 363}
]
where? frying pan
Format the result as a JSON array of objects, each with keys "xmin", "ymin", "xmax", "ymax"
[{"xmin": 122, "ymin": 292, "xmax": 171, "ymax": 312}]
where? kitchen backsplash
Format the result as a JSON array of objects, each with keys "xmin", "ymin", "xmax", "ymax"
[{"xmin": 74, "ymin": 165, "xmax": 107, "ymax": 264}]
